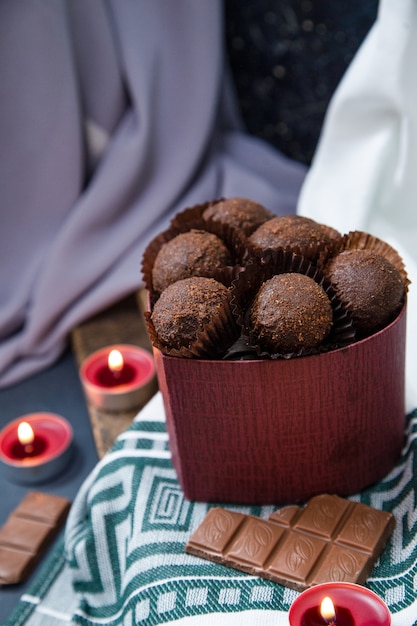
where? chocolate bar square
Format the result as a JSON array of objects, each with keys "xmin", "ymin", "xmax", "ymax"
[{"xmin": 0, "ymin": 492, "xmax": 71, "ymax": 585}]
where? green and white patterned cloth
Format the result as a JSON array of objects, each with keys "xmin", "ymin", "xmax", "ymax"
[{"xmin": 8, "ymin": 393, "xmax": 417, "ymax": 625}]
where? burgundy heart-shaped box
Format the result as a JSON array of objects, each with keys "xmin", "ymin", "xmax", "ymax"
[{"xmin": 153, "ymin": 304, "xmax": 406, "ymax": 505}]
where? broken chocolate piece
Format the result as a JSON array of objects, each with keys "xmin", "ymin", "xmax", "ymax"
[
  {"xmin": 0, "ymin": 491, "xmax": 71, "ymax": 585},
  {"xmin": 185, "ymin": 494, "xmax": 395, "ymax": 591}
]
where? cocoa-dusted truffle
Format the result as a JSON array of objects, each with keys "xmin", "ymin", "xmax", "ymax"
[
  {"xmin": 152, "ymin": 229, "xmax": 232, "ymax": 293},
  {"xmin": 249, "ymin": 273, "xmax": 333, "ymax": 353},
  {"xmin": 323, "ymin": 249, "xmax": 404, "ymax": 335},
  {"xmin": 151, "ymin": 277, "xmax": 230, "ymax": 350},
  {"xmin": 203, "ymin": 197, "xmax": 273, "ymax": 235},
  {"xmin": 248, "ymin": 215, "xmax": 340, "ymax": 257}
]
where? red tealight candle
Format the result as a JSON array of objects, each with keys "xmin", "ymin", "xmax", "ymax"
[
  {"xmin": 289, "ymin": 583, "xmax": 391, "ymax": 626},
  {"xmin": 300, "ymin": 595, "xmax": 354, "ymax": 625},
  {"xmin": 79, "ymin": 344, "xmax": 156, "ymax": 411},
  {"xmin": 0, "ymin": 413, "xmax": 73, "ymax": 484},
  {"xmin": 10, "ymin": 421, "xmax": 47, "ymax": 459},
  {"xmin": 96, "ymin": 349, "xmax": 135, "ymax": 387}
]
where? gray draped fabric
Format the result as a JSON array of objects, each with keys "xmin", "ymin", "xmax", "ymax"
[{"xmin": 0, "ymin": 0, "xmax": 306, "ymax": 387}]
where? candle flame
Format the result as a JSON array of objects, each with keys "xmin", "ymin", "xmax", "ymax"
[
  {"xmin": 108, "ymin": 349, "xmax": 124, "ymax": 373},
  {"xmin": 320, "ymin": 596, "xmax": 336, "ymax": 622},
  {"xmin": 17, "ymin": 421, "xmax": 35, "ymax": 446}
]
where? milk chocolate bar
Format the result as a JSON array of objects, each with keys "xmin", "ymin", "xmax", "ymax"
[
  {"xmin": 0, "ymin": 492, "xmax": 71, "ymax": 585},
  {"xmin": 185, "ymin": 494, "xmax": 395, "ymax": 591}
]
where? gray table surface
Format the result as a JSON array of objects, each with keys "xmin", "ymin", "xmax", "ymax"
[{"xmin": 0, "ymin": 348, "xmax": 99, "ymax": 625}]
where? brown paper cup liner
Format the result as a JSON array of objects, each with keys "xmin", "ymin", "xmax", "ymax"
[
  {"xmin": 169, "ymin": 202, "xmax": 211, "ymax": 231},
  {"xmin": 142, "ymin": 230, "xmax": 173, "ymax": 293},
  {"xmin": 145, "ymin": 289, "xmax": 240, "ymax": 359},
  {"xmin": 231, "ymin": 249, "xmax": 356, "ymax": 359}
]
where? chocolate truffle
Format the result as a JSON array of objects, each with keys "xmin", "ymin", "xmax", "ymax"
[
  {"xmin": 248, "ymin": 215, "xmax": 340, "ymax": 257},
  {"xmin": 249, "ymin": 273, "xmax": 333, "ymax": 353},
  {"xmin": 151, "ymin": 277, "xmax": 231, "ymax": 350},
  {"xmin": 203, "ymin": 197, "xmax": 273, "ymax": 235},
  {"xmin": 152, "ymin": 229, "xmax": 232, "ymax": 293},
  {"xmin": 323, "ymin": 249, "xmax": 404, "ymax": 335}
]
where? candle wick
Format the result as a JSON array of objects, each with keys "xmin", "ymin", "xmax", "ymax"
[{"xmin": 24, "ymin": 443, "xmax": 34, "ymax": 454}]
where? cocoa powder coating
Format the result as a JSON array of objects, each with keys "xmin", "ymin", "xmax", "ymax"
[
  {"xmin": 203, "ymin": 197, "xmax": 273, "ymax": 234},
  {"xmin": 152, "ymin": 229, "xmax": 231, "ymax": 293},
  {"xmin": 249, "ymin": 214, "xmax": 339, "ymax": 252},
  {"xmin": 250, "ymin": 273, "xmax": 333, "ymax": 353},
  {"xmin": 151, "ymin": 277, "xmax": 230, "ymax": 350},
  {"xmin": 324, "ymin": 249, "xmax": 404, "ymax": 335}
]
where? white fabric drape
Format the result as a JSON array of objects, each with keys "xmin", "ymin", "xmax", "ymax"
[{"xmin": 298, "ymin": 0, "xmax": 417, "ymax": 410}]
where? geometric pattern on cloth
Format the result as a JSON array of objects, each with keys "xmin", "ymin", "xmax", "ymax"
[{"xmin": 62, "ymin": 397, "xmax": 417, "ymax": 625}]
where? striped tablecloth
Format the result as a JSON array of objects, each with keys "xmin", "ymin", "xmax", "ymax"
[{"xmin": 7, "ymin": 393, "xmax": 417, "ymax": 625}]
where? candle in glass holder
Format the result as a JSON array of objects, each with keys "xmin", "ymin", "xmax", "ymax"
[
  {"xmin": 79, "ymin": 344, "xmax": 156, "ymax": 411},
  {"xmin": 0, "ymin": 413, "xmax": 73, "ymax": 484}
]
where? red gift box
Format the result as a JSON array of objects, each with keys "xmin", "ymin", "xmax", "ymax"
[{"xmin": 154, "ymin": 304, "xmax": 406, "ymax": 505}]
